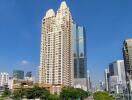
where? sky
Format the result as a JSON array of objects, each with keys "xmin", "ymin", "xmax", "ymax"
[{"xmin": 0, "ymin": 0, "xmax": 132, "ymax": 83}]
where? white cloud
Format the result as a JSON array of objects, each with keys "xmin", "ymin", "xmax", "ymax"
[{"xmin": 21, "ymin": 60, "xmax": 30, "ymax": 65}]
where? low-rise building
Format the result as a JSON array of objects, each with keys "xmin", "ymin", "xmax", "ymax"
[
  {"xmin": 74, "ymin": 78, "xmax": 88, "ymax": 91},
  {"xmin": 0, "ymin": 72, "xmax": 9, "ymax": 87}
]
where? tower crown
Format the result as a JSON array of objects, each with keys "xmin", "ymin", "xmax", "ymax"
[
  {"xmin": 60, "ymin": 1, "xmax": 68, "ymax": 9},
  {"xmin": 45, "ymin": 9, "xmax": 55, "ymax": 18}
]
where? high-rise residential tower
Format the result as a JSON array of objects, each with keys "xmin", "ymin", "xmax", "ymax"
[
  {"xmin": 39, "ymin": 1, "xmax": 73, "ymax": 92},
  {"xmin": 123, "ymin": 39, "xmax": 132, "ymax": 96}
]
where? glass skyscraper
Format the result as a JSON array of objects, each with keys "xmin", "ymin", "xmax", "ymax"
[
  {"xmin": 13, "ymin": 70, "xmax": 24, "ymax": 80},
  {"xmin": 73, "ymin": 24, "xmax": 87, "ymax": 78}
]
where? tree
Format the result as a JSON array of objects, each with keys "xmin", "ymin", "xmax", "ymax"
[
  {"xmin": 60, "ymin": 87, "xmax": 89, "ymax": 100},
  {"xmin": 1, "ymin": 89, "xmax": 11, "ymax": 98},
  {"xmin": 60, "ymin": 87, "xmax": 75, "ymax": 99},
  {"xmin": 26, "ymin": 86, "xmax": 50, "ymax": 99},
  {"xmin": 12, "ymin": 87, "xmax": 50, "ymax": 99},
  {"xmin": 93, "ymin": 91, "xmax": 115, "ymax": 100},
  {"xmin": 12, "ymin": 89, "xmax": 26, "ymax": 100},
  {"xmin": 75, "ymin": 88, "xmax": 89, "ymax": 100}
]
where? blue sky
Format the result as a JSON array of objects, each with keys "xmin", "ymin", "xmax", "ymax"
[{"xmin": 0, "ymin": 0, "xmax": 132, "ymax": 83}]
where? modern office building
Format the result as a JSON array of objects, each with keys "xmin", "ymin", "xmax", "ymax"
[
  {"xmin": 39, "ymin": 1, "xmax": 73, "ymax": 93},
  {"xmin": 105, "ymin": 60, "xmax": 126, "ymax": 93},
  {"xmin": 99, "ymin": 80, "xmax": 105, "ymax": 91},
  {"xmin": 25, "ymin": 72, "xmax": 33, "ymax": 81},
  {"xmin": 72, "ymin": 24, "xmax": 88, "ymax": 91},
  {"xmin": 0, "ymin": 72, "xmax": 9, "ymax": 87},
  {"xmin": 73, "ymin": 24, "xmax": 87, "ymax": 78},
  {"xmin": 109, "ymin": 60, "xmax": 126, "ymax": 88},
  {"xmin": 123, "ymin": 39, "xmax": 132, "ymax": 96},
  {"xmin": 87, "ymin": 70, "xmax": 92, "ymax": 90},
  {"xmin": 13, "ymin": 70, "xmax": 24, "ymax": 80},
  {"xmin": 25, "ymin": 72, "xmax": 32, "ymax": 78},
  {"xmin": 109, "ymin": 76, "xmax": 120, "ymax": 93},
  {"xmin": 104, "ymin": 68, "xmax": 109, "ymax": 91}
]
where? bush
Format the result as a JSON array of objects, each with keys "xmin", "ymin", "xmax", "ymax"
[{"xmin": 48, "ymin": 94, "xmax": 60, "ymax": 100}]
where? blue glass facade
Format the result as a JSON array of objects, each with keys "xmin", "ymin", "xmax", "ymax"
[
  {"xmin": 73, "ymin": 24, "xmax": 87, "ymax": 78},
  {"xmin": 13, "ymin": 70, "xmax": 24, "ymax": 79}
]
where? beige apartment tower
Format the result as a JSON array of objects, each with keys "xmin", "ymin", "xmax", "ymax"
[{"xmin": 39, "ymin": 1, "xmax": 73, "ymax": 92}]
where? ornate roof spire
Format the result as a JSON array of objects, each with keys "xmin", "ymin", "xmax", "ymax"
[
  {"xmin": 60, "ymin": 1, "xmax": 68, "ymax": 9},
  {"xmin": 45, "ymin": 9, "xmax": 55, "ymax": 18}
]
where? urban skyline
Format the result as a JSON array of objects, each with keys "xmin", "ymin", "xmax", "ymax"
[{"xmin": 0, "ymin": 0, "xmax": 132, "ymax": 84}]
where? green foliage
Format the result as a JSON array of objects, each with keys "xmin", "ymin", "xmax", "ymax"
[
  {"xmin": 0, "ymin": 96, "xmax": 4, "ymax": 100},
  {"xmin": 1, "ymin": 89, "xmax": 11, "ymax": 97},
  {"xmin": 26, "ymin": 86, "xmax": 50, "ymax": 99},
  {"xmin": 93, "ymin": 91, "xmax": 115, "ymax": 100},
  {"xmin": 12, "ymin": 86, "xmax": 50, "ymax": 99},
  {"xmin": 60, "ymin": 87, "xmax": 89, "ymax": 100},
  {"xmin": 76, "ymin": 88, "xmax": 90, "ymax": 99},
  {"xmin": 48, "ymin": 94, "xmax": 60, "ymax": 100},
  {"xmin": 11, "ymin": 86, "xmax": 90, "ymax": 100},
  {"xmin": 12, "ymin": 89, "xmax": 26, "ymax": 100}
]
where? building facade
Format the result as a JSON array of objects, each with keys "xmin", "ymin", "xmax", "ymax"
[
  {"xmin": 26, "ymin": 72, "xmax": 32, "ymax": 78},
  {"xmin": 105, "ymin": 60, "xmax": 126, "ymax": 93},
  {"xmin": 72, "ymin": 24, "xmax": 88, "ymax": 91},
  {"xmin": 99, "ymin": 80, "xmax": 105, "ymax": 91},
  {"xmin": 87, "ymin": 70, "xmax": 92, "ymax": 90},
  {"xmin": 73, "ymin": 24, "xmax": 87, "ymax": 78},
  {"xmin": 123, "ymin": 39, "xmax": 132, "ymax": 96},
  {"xmin": 8, "ymin": 77, "xmax": 13, "ymax": 90},
  {"xmin": 25, "ymin": 72, "xmax": 33, "ymax": 81},
  {"xmin": 104, "ymin": 68, "xmax": 109, "ymax": 91},
  {"xmin": 13, "ymin": 70, "xmax": 24, "ymax": 80},
  {"xmin": 74, "ymin": 78, "xmax": 88, "ymax": 91},
  {"xmin": 39, "ymin": 1, "xmax": 73, "ymax": 91},
  {"xmin": 110, "ymin": 60, "xmax": 126, "ymax": 88},
  {"xmin": 0, "ymin": 72, "xmax": 9, "ymax": 87},
  {"xmin": 109, "ymin": 76, "xmax": 120, "ymax": 93}
]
